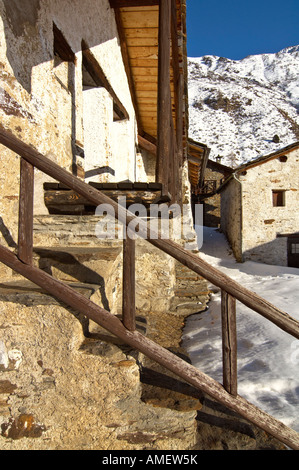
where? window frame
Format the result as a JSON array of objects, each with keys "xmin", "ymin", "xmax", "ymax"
[{"xmin": 272, "ymin": 190, "xmax": 286, "ymax": 207}]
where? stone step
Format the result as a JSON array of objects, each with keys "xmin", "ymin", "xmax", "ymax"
[
  {"xmin": 174, "ymin": 288, "xmax": 211, "ymax": 298},
  {"xmin": 0, "ymin": 280, "xmax": 97, "ymax": 306},
  {"xmin": 29, "ymin": 244, "xmax": 122, "ymax": 291},
  {"xmin": 33, "ymin": 215, "xmax": 123, "ymax": 248},
  {"xmin": 169, "ymin": 261, "xmax": 210, "ymax": 315}
]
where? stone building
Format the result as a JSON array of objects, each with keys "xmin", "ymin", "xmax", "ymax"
[
  {"xmin": 1, "ymin": 1, "xmax": 297, "ymax": 452},
  {"xmin": 0, "ymin": 0, "xmax": 211, "ymax": 450},
  {"xmin": 219, "ymin": 142, "xmax": 299, "ymax": 267}
]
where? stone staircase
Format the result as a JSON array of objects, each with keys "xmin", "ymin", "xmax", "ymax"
[
  {"xmin": 0, "ymin": 214, "xmax": 287, "ymax": 449},
  {"xmin": 170, "ymin": 262, "xmax": 211, "ymax": 315},
  {"xmin": 0, "ymin": 214, "xmax": 207, "ymax": 449}
]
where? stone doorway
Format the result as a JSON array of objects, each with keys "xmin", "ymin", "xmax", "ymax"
[{"xmin": 288, "ymin": 236, "xmax": 299, "ymax": 268}]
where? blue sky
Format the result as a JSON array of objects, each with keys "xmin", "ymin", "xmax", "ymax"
[{"xmin": 186, "ymin": 0, "xmax": 299, "ymax": 59}]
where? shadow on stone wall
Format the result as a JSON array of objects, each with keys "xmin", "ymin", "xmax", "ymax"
[
  {"xmin": 34, "ymin": 248, "xmax": 110, "ymax": 311},
  {"xmin": 242, "ymin": 237, "xmax": 288, "ymax": 267},
  {"xmin": 2, "ymin": 0, "xmax": 42, "ymax": 94}
]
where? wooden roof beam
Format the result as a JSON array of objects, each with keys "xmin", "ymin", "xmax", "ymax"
[
  {"xmin": 109, "ymin": 0, "xmax": 159, "ymax": 8},
  {"xmin": 138, "ymin": 134, "xmax": 157, "ymax": 155}
]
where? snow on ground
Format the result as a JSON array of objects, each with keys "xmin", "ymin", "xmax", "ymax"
[{"xmin": 182, "ymin": 227, "xmax": 299, "ymax": 432}]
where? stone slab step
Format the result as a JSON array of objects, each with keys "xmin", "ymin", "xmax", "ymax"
[
  {"xmin": 0, "ymin": 280, "xmax": 98, "ymax": 306},
  {"xmin": 33, "ymin": 215, "xmax": 123, "ymax": 247},
  {"xmin": 33, "ymin": 245, "xmax": 121, "ymax": 261}
]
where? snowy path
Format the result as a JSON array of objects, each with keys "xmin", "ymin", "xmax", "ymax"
[{"xmin": 182, "ymin": 227, "xmax": 299, "ymax": 432}]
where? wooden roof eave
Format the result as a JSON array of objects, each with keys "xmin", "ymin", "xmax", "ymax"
[
  {"xmin": 217, "ymin": 140, "xmax": 299, "ymax": 193},
  {"xmin": 187, "ymin": 139, "xmax": 211, "ymax": 188},
  {"xmin": 109, "ymin": 1, "xmax": 183, "ymax": 141},
  {"xmin": 234, "ymin": 141, "xmax": 299, "ymax": 172}
]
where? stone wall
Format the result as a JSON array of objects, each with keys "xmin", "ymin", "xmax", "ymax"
[
  {"xmin": 0, "ymin": 0, "xmax": 136, "ymax": 225},
  {"xmin": 0, "ymin": 295, "xmax": 200, "ymax": 450},
  {"xmin": 220, "ymin": 176, "xmax": 243, "ymax": 261},
  {"xmin": 241, "ymin": 149, "xmax": 299, "ymax": 265},
  {"xmin": 0, "ymin": 213, "xmax": 209, "ymax": 450},
  {"xmin": 0, "ymin": 1, "xmax": 206, "ymax": 450}
]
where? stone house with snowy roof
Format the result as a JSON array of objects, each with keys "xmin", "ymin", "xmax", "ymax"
[{"xmin": 219, "ymin": 142, "xmax": 299, "ymax": 267}]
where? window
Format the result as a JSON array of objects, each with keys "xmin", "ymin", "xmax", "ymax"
[
  {"xmin": 272, "ymin": 190, "xmax": 285, "ymax": 207},
  {"xmin": 291, "ymin": 243, "xmax": 299, "ymax": 254}
]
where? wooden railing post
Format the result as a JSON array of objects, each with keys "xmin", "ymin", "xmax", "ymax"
[
  {"xmin": 18, "ymin": 157, "xmax": 34, "ymax": 265},
  {"xmin": 1, "ymin": 128, "xmax": 298, "ymax": 339},
  {"xmin": 1, "ymin": 128, "xmax": 299, "ymax": 448},
  {"xmin": 221, "ymin": 290, "xmax": 237, "ymax": 396},
  {"xmin": 122, "ymin": 231, "xmax": 136, "ymax": 331}
]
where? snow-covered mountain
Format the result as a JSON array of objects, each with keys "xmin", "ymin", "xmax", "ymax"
[{"xmin": 188, "ymin": 45, "xmax": 299, "ymax": 167}]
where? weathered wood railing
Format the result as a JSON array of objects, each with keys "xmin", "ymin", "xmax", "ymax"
[{"xmin": 0, "ymin": 127, "xmax": 299, "ymax": 449}]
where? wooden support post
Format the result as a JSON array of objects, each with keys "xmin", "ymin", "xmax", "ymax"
[
  {"xmin": 0, "ymin": 127, "xmax": 298, "ymax": 340},
  {"xmin": 169, "ymin": 111, "xmax": 176, "ymax": 202},
  {"xmin": 0, "ymin": 243, "xmax": 298, "ymax": 450},
  {"xmin": 171, "ymin": 0, "xmax": 182, "ymax": 204},
  {"xmin": 18, "ymin": 158, "xmax": 34, "ymax": 265},
  {"xmin": 221, "ymin": 290, "xmax": 237, "ymax": 396},
  {"xmin": 156, "ymin": 0, "xmax": 172, "ymax": 197},
  {"xmin": 122, "ymin": 233, "xmax": 136, "ymax": 331}
]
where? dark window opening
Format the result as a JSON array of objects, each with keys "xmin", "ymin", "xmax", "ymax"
[
  {"xmin": 279, "ymin": 155, "xmax": 288, "ymax": 162},
  {"xmin": 288, "ymin": 236, "xmax": 299, "ymax": 267},
  {"xmin": 272, "ymin": 190, "xmax": 285, "ymax": 207}
]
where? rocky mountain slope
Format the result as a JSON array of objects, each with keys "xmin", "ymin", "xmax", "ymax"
[{"xmin": 188, "ymin": 45, "xmax": 299, "ymax": 167}]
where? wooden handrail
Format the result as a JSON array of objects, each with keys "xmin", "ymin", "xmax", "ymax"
[
  {"xmin": 0, "ymin": 127, "xmax": 299, "ymax": 449},
  {"xmin": 0, "ymin": 127, "xmax": 298, "ymax": 339},
  {"xmin": 0, "ymin": 242, "xmax": 298, "ymax": 450}
]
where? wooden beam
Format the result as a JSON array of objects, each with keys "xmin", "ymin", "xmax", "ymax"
[
  {"xmin": 0, "ymin": 128, "xmax": 299, "ymax": 340},
  {"xmin": 109, "ymin": 0, "xmax": 159, "ymax": 8},
  {"xmin": 119, "ymin": 10, "xmax": 159, "ymax": 28},
  {"xmin": 156, "ymin": 0, "xmax": 171, "ymax": 196},
  {"xmin": 122, "ymin": 235, "xmax": 136, "ymax": 331},
  {"xmin": 0, "ymin": 243, "xmax": 298, "ymax": 450},
  {"xmin": 43, "ymin": 189, "xmax": 162, "ymax": 212},
  {"xmin": 171, "ymin": 0, "xmax": 183, "ymax": 205},
  {"xmin": 112, "ymin": 8, "xmax": 142, "ymax": 130},
  {"xmin": 53, "ymin": 23, "xmax": 76, "ymax": 63},
  {"xmin": 138, "ymin": 134, "xmax": 157, "ymax": 155},
  {"xmin": 221, "ymin": 291, "xmax": 237, "ymax": 396},
  {"xmin": 18, "ymin": 158, "xmax": 34, "ymax": 265}
]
